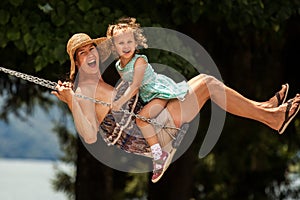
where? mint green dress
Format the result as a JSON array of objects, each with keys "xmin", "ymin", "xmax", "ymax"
[{"xmin": 116, "ymin": 54, "xmax": 189, "ymax": 103}]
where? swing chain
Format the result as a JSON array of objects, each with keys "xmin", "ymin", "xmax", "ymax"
[
  {"xmin": 0, "ymin": 66, "xmax": 57, "ymax": 90},
  {"xmin": 74, "ymin": 93, "xmax": 111, "ymax": 107},
  {"xmin": 0, "ymin": 66, "xmax": 180, "ymax": 130},
  {"xmin": 73, "ymin": 94, "xmax": 180, "ymax": 130},
  {"xmin": 119, "ymin": 106, "xmax": 181, "ymax": 131}
]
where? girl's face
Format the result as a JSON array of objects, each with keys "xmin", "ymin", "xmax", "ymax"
[
  {"xmin": 75, "ymin": 44, "xmax": 100, "ymax": 75},
  {"xmin": 113, "ymin": 29, "xmax": 137, "ymax": 60}
]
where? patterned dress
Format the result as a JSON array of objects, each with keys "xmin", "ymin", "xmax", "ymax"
[
  {"xmin": 115, "ymin": 54, "xmax": 189, "ymax": 103},
  {"xmin": 99, "ymin": 81, "xmax": 152, "ymax": 157},
  {"xmin": 98, "ymin": 81, "xmax": 189, "ymax": 157}
]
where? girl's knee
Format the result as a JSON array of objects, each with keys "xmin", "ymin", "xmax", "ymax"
[{"xmin": 136, "ymin": 117, "xmax": 148, "ymax": 127}]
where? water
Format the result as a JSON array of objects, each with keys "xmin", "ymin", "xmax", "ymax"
[{"xmin": 0, "ymin": 158, "xmax": 68, "ymax": 200}]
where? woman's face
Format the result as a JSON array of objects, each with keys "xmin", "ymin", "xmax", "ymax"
[
  {"xmin": 113, "ymin": 29, "xmax": 137, "ymax": 60},
  {"xmin": 75, "ymin": 44, "xmax": 100, "ymax": 75}
]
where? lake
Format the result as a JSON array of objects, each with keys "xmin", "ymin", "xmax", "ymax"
[{"xmin": 0, "ymin": 158, "xmax": 69, "ymax": 200}]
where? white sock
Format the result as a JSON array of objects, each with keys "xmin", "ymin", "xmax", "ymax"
[{"xmin": 150, "ymin": 143, "xmax": 163, "ymax": 160}]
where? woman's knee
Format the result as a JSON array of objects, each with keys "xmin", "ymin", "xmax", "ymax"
[
  {"xmin": 189, "ymin": 73, "xmax": 215, "ymax": 92},
  {"xmin": 201, "ymin": 74, "xmax": 218, "ymax": 84},
  {"xmin": 191, "ymin": 73, "xmax": 217, "ymax": 85},
  {"xmin": 201, "ymin": 74, "xmax": 224, "ymax": 91}
]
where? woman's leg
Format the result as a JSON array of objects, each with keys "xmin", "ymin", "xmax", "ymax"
[
  {"xmin": 187, "ymin": 75, "xmax": 289, "ymax": 108},
  {"xmin": 167, "ymin": 74, "xmax": 300, "ymax": 132},
  {"xmin": 254, "ymin": 84, "xmax": 289, "ymax": 108}
]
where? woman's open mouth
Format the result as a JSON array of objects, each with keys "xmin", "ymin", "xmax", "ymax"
[
  {"xmin": 87, "ymin": 60, "xmax": 96, "ymax": 67},
  {"xmin": 122, "ymin": 50, "xmax": 131, "ymax": 54}
]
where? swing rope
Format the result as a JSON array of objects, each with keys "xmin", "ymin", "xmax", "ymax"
[{"xmin": 0, "ymin": 66, "xmax": 181, "ymax": 132}]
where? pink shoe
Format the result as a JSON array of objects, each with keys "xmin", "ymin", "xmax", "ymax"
[{"xmin": 151, "ymin": 151, "xmax": 171, "ymax": 183}]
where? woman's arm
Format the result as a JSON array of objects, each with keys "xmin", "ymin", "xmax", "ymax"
[
  {"xmin": 52, "ymin": 82, "xmax": 99, "ymax": 144},
  {"xmin": 112, "ymin": 57, "xmax": 147, "ymax": 110}
]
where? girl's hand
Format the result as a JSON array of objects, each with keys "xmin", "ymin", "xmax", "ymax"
[{"xmin": 111, "ymin": 101, "xmax": 122, "ymax": 111}]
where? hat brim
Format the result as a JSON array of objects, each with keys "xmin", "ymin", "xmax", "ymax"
[
  {"xmin": 69, "ymin": 37, "xmax": 111, "ymax": 81},
  {"xmin": 95, "ymin": 38, "xmax": 111, "ymax": 62}
]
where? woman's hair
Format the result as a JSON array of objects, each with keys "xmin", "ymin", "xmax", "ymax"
[
  {"xmin": 106, "ymin": 17, "xmax": 148, "ymax": 57},
  {"xmin": 71, "ymin": 43, "xmax": 99, "ymax": 91}
]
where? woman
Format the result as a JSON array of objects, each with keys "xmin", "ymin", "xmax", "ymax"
[{"xmin": 52, "ymin": 33, "xmax": 300, "ymax": 183}]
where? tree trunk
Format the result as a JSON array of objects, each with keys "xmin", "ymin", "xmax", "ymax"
[
  {"xmin": 75, "ymin": 137, "xmax": 113, "ymax": 200},
  {"xmin": 148, "ymin": 147, "xmax": 195, "ymax": 199}
]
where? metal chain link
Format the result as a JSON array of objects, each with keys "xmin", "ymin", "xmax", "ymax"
[
  {"xmin": 0, "ymin": 66, "xmax": 180, "ymax": 130},
  {"xmin": 119, "ymin": 107, "xmax": 181, "ymax": 131},
  {"xmin": 0, "ymin": 66, "xmax": 57, "ymax": 90},
  {"xmin": 74, "ymin": 93, "xmax": 111, "ymax": 107}
]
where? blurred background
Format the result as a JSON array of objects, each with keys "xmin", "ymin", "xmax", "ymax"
[{"xmin": 0, "ymin": 0, "xmax": 300, "ymax": 199}]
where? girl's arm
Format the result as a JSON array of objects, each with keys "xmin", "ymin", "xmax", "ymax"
[
  {"xmin": 52, "ymin": 82, "xmax": 99, "ymax": 144},
  {"xmin": 112, "ymin": 57, "xmax": 148, "ymax": 110}
]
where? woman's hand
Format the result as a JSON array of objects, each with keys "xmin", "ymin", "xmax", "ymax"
[{"xmin": 51, "ymin": 80, "xmax": 74, "ymax": 104}]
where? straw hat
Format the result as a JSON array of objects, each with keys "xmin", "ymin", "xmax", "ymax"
[{"xmin": 66, "ymin": 33, "xmax": 110, "ymax": 81}]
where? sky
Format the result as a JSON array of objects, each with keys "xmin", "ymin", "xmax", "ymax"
[{"xmin": 0, "ymin": 93, "xmax": 75, "ymax": 160}]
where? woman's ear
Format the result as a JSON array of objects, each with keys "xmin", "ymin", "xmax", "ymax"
[{"xmin": 75, "ymin": 60, "xmax": 80, "ymax": 68}]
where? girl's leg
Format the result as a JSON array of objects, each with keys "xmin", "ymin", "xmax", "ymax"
[
  {"xmin": 136, "ymin": 98, "xmax": 167, "ymax": 157},
  {"xmin": 136, "ymin": 98, "xmax": 168, "ymax": 146},
  {"xmin": 136, "ymin": 98, "xmax": 169, "ymax": 183},
  {"xmin": 167, "ymin": 74, "xmax": 300, "ymax": 132}
]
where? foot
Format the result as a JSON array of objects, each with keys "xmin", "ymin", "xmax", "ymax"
[
  {"xmin": 151, "ymin": 151, "xmax": 171, "ymax": 183},
  {"xmin": 278, "ymin": 95, "xmax": 300, "ymax": 134},
  {"xmin": 261, "ymin": 84, "xmax": 289, "ymax": 108}
]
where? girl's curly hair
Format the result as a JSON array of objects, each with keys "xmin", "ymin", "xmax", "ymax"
[{"xmin": 106, "ymin": 17, "xmax": 148, "ymax": 52}]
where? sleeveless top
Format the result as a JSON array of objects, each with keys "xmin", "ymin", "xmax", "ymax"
[{"xmin": 115, "ymin": 54, "xmax": 189, "ymax": 102}]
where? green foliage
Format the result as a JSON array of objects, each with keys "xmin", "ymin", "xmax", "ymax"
[
  {"xmin": 52, "ymin": 169, "xmax": 75, "ymax": 200},
  {"xmin": 124, "ymin": 173, "xmax": 148, "ymax": 198},
  {"xmin": 0, "ymin": 0, "xmax": 124, "ymax": 72},
  {"xmin": 162, "ymin": 0, "xmax": 300, "ymax": 35},
  {"xmin": 2, "ymin": 0, "xmax": 298, "ymax": 73},
  {"xmin": 77, "ymin": 0, "xmax": 92, "ymax": 12},
  {"xmin": 51, "ymin": 103, "xmax": 77, "ymax": 198},
  {"xmin": 9, "ymin": 0, "xmax": 24, "ymax": 7},
  {"xmin": 0, "ymin": 10, "xmax": 10, "ymax": 25}
]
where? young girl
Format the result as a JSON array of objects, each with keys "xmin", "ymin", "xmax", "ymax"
[{"xmin": 106, "ymin": 17, "xmax": 190, "ymax": 182}]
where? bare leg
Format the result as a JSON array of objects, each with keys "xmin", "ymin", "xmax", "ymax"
[
  {"xmin": 189, "ymin": 75, "xmax": 289, "ymax": 108},
  {"xmin": 255, "ymin": 84, "xmax": 289, "ymax": 108},
  {"xmin": 136, "ymin": 98, "xmax": 171, "ymax": 183},
  {"xmin": 136, "ymin": 98, "xmax": 168, "ymax": 146},
  {"xmin": 167, "ymin": 74, "xmax": 300, "ymax": 132}
]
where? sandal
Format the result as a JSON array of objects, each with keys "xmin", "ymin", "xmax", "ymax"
[
  {"xmin": 278, "ymin": 98, "xmax": 300, "ymax": 134},
  {"xmin": 151, "ymin": 151, "xmax": 171, "ymax": 183},
  {"xmin": 275, "ymin": 83, "xmax": 289, "ymax": 106}
]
